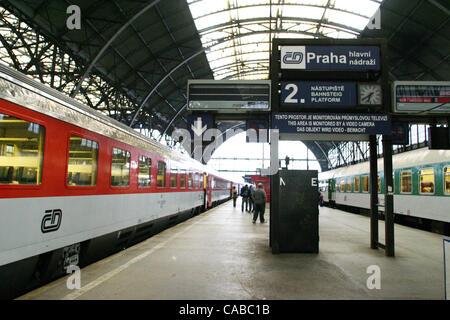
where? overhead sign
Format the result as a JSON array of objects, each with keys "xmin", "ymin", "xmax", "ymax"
[
  {"xmin": 187, "ymin": 80, "xmax": 270, "ymax": 112},
  {"xmin": 281, "ymin": 45, "xmax": 380, "ymax": 71},
  {"xmin": 272, "ymin": 112, "xmax": 391, "ymax": 135},
  {"xmin": 281, "ymin": 81, "xmax": 356, "ymax": 107},
  {"xmin": 393, "ymin": 81, "xmax": 450, "ymax": 114},
  {"xmin": 391, "ymin": 122, "xmax": 410, "ymax": 145}
]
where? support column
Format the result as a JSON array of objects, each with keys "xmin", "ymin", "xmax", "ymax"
[
  {"xmin": 383, "ymin": 134, "xmax": 395, "ymax": 257},
  {"xmin": 369, "ymin": 135, "xmax": 378, "ymax": 249}
]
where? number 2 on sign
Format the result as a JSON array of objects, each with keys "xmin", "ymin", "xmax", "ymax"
[{"xmin": 284, "ymin": 83, "xmax": 299, "ymax": 104}]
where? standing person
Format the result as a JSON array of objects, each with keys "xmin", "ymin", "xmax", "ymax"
[
  {"xmin": 240, "ymin": 185, "xmax": 249, "ymax": 212},
  {"xmin": 248, "ymin": 185, "xmax": 255, "ymax": 213},
  {"xmin": 232, "ymin": 186, "xmax": 238, "ymax": 207},
  {"xmin": 252, "ymin": 183, "xmax": 267, "ymax": 223},
  {"xmin": 318, "ymin": 191, "xmax": 324, "ymax": 207}
]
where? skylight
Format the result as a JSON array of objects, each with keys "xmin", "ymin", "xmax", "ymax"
[{"xmin": 187, "ymin": 0, "xmax": 383, "ymax": 80}]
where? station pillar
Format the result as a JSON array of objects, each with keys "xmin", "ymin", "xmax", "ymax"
[
  {"xmin": 383, "ymin": 134, "xmax": 395, "ymax": 257},
  {"xmin": 369, "ymin": 135, "xmax": 379, "ymax": 250}
]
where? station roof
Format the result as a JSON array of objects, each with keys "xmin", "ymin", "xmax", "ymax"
[{"xmin": 1, "ymin": 0, "xmax": 449, "ymax": 171}]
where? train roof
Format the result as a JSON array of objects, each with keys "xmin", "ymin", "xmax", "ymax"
[
  {"xmin": 320, "ymin": 147, "xmax": 450, "ymax": 179},
  {"xmin": 0, "ymin": 63, "xmax": 234, "ymax": 182}
]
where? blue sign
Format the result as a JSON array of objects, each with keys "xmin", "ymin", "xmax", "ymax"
[
  {"xmin": 392, "ymin": 122, "xmax": 410, "ymax": 145},
  {"xmin": 272, "ymin": 113, "xmax": 391, "ymax": 135},
  {"xmin": 281, "ymin": 81, "xmax": 356, "ymax": 107},
  {"xmin": 281, "ymin": 45, "xmax": 380, "ymax": 71}
]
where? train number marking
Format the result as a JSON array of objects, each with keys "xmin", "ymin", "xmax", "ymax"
[{"xmin": 41, "ymin": 209, "xmax": 62, "ymax": 233}]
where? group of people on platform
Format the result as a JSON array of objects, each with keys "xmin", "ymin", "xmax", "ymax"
[{"xmin": 232, "ymin": 184, "xmax": 266, "ymax": 224}]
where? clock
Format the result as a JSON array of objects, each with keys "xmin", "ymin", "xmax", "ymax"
[{"xmin": 359, "ymin": 83, "xmax": 382, "ymax": 105}]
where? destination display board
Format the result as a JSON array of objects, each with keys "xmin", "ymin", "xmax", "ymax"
[
  {"xmin": 187, "ymin": 80, "xmax": 270, "ymax": 112},
  {"xmin": 272, "ymin": 112, "xmax": 391, "ymax": 135},
  {"xmin": 281, "ymin": 81, "xmax": 356, "ymax": 107},
  {"xmin": 280, "ymin": 45, "xmax": 380, "ymax": 71},
  {"xmin": 393, "ymin": 81, "xmax": 450, "ymax": 114}
]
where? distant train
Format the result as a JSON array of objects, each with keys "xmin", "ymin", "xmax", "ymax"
[
  {"xmin": 0, "ymin": 64, "xmax": 240, "ymax": 299},
  {"xmin": 319, "ymin": 147, "xmax": 450, "ymax": 233}
]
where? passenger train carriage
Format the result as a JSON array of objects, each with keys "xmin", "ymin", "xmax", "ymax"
[
  {"xmin": 0, "ymin": 64, "xmax": 238, "ymax": 299},
  {"xmin": 319, "ymin": 147, "xmax": 450, "ymax": 233}
]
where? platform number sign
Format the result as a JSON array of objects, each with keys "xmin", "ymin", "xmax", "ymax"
[
  {"xmin": 284, "ymin": 83, "xmax": 301, "ymax": 104},
  {"xmin": 281, "ymin": 81, "xmax": 357, "ymax": 107}
]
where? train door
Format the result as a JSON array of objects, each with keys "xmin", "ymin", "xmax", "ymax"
[
  {"xmin": 203, "ymin": 173, "xmax": 208, "ymax": 210},
  {"xmin": 328, "ymin": 179, "xmax": 335, "ymax": 203},
  {"xmin": 208, "ymin": 176, "xmax": 213, "ymax": 207}
]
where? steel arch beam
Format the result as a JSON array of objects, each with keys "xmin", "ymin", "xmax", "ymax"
[
  {"xmin": 129, "ymin": 48, "xmax": 207, "ymax": 127},
  {"xmin": 197, "ymin": 17, "xmax": 361, "ymax": 37},
  {"xmin": 71, "ymin": 0, "xmax": 161, "ymax": 97},
  {"xmin": 211, "ymin": 58, "xmax": 268, "ymax": 74},
  {"xmin": 159, "ymin": 103, "xmax": 187, "ymax": 141},
  {"xmin": 191, "ymin": 2, "xmax": 371, "ymax": 22},
  {"xmin": 313, "ymin": 141, "xmax": 332, "ymax": 169}
]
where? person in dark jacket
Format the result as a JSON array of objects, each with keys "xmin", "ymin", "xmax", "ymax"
[
  {"xmin": 252, "ymin": 183, "xmax": 267, "ymax": 223},
  {"xmin": 318, "ymin": 191, "xmax": 324, "ymax": 207},
  {"xmin": 232, "ymin": 186, "xmax": 238, "ymax": 207},
  {"xmin": 248, "ymin": 185, "xmax": 255, "ymax": 213},
  {"xmin": 240, "ymin": 185, "xmax": 249, "ymax": 212}
]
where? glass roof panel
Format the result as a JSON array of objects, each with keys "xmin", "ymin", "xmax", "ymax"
[{"xmin": 188, "ymin": 0, "xmax": 383, "ymax": 80}]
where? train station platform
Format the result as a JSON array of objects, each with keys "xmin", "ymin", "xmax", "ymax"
[{"xmin": 18, "ymin": 201, "xmax": 446, "ymax": 300}]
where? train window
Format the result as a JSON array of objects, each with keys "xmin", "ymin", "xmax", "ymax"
[
  {"xmin": 111, "ymin": 148, "xmax": 130, "ymax": 187},
  {"xmin": 362, "ymin": 176, "xmax": 369, "ymax": 193},
  {"xmin": 180, "ymin": 169, "xmax": 186, "ymax": 188},
  {"xmin": 340, "ymin": 179, "xmax": 344, "ymax": 192},
  {"xmin": 400, "ymin": 171, "xmax": 412, "ymax": 193},
  {"xmin": 444, "ymin": 167, "xmax": 450, "ymax": 195},
  {"xmin": 170, "ymin": 167, "xmax": 178, "ymax": 188},
  {"xmin": 354, "ymin": 177, "xmax": 360, "ymax": 192},
  {"xmin": 188, "ymin": 172, "xmax": 193, "ymax": 189},
  {"xmin": 346, "ymin": 178, "xmax": 352, "ymax": 192},
  {"xmin": 157, "ymin": 162, "xmax": 166, "ymax": 187},
  {"xmin": 0, "ymin": 113, "xmax": 45, "ymax": 185},
  {"xmin": 67, "ymin": 135, "xmax": 98, "ymax": 186},
  {"xmin": 194, "ymin": 173, "xmax": 199, "ymax": 188},
  {"xmin": 419, "ymin": 168, "xmax": 435, "ymax": 194},
  {"xmin": 138, "ymin": 156, "xmax": 151, "ymax": 187}
]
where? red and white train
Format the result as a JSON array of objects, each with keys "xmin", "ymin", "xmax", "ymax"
[{"xmin": 0, "ymin": 64, "xmax": 240, "ymax": 299}]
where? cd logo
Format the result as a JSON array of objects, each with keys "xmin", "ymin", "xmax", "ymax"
[
  {"xmin": 281, "ymin": 46, "xmax": 306, "ymax": 69},
  {"xmin": 282, "ymin": 52, "xmax": 304, "ymax": 64},
  {"xmin": 41, "ymin": 209, "xmax": 62, "ymax": 233}
]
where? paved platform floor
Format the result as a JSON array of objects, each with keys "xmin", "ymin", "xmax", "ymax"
[{"xmin": 19, "ymin": 200, "xmax": 446, "ymax": 300}]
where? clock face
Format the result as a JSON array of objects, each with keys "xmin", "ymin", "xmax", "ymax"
[{"xmin": 359, "ymin": 84, "xmax": 382, "ymax": 105}]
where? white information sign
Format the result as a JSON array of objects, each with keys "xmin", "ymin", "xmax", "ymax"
[{"xmin": 445, "ymin": 239, "xmax": 450, "ymax": 300}]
